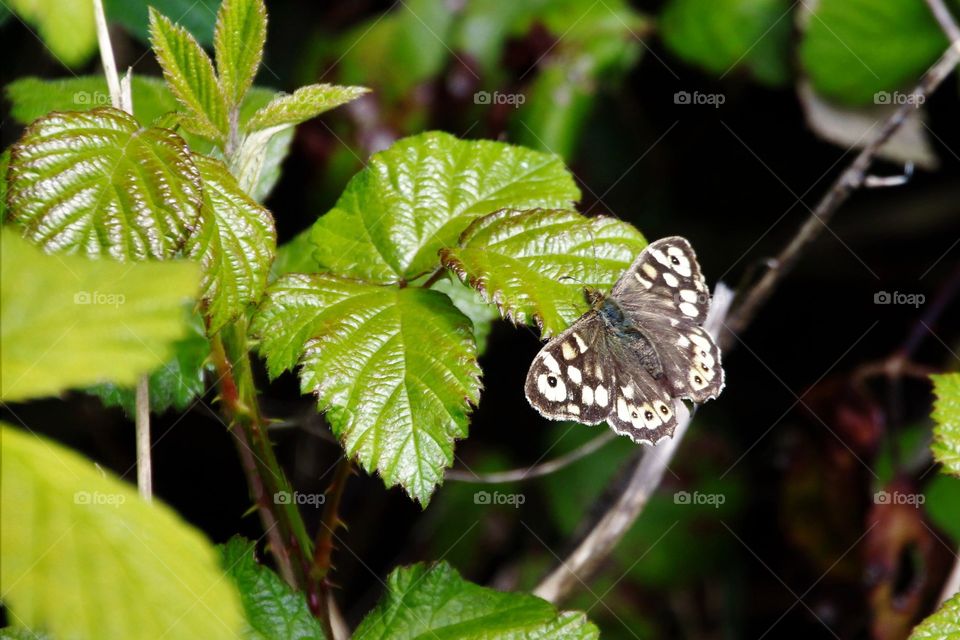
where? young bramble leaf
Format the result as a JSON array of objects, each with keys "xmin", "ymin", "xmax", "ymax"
[
  {"xmin": 0, "ymin": 233, "xmax": 199, "ymax": 402},
  {"xmin": 931, "ymin": 373, "xmax": 960, "ymax": 477},
  {"xmin": 150, "ymin": 6, "xmax": 229, "ymax": 141},
  {"xmin": 252, "ymin": 274, "xmax": 481, "ymax": 504},
  {"xmin": 245, "ymin": 84, "xmax": 369, "ymax": 132},
  {"xmin": 6, "ymin": 107, "xmax": 202, "ymax": 261},
  {"xmin": 0, "ymin": 424, "xmax": 244, "ymax": 640},
  {"xmin": 440, "ymin": 208, "xmax": 646, "ymax": 338},
  {"xmin": 910, "ymin": 590, "xmax": 960, "ymax": 640},
  {"xmin": 214, "ymin": 0, "xmax": 267, "ymax": 108},
  {"xmin": 353, "ymin": 562, "xmax": 599, "ymax": 639},
  {"xmin": 310, "ymin": 131, "xmax": 580, "ymax": 283},
  {"xmin": 187, "ymin": 154, "xmax": 276, "ymax": 332},
  {"xmin": 431, "ymin": 276, "xmax": 500, "ymax": 355},
  {"xmin": 220, "ymin": 537, "xmax": 326, "ymax": 640},
  {"xmin": 89, "ymin": 310, "xmax": 211, "ymax": 415}
]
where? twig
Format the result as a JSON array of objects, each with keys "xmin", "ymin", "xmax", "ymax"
[
  {"xmin": 724, "ymin": 39, "xmax": 960, "ymax": 345},
  {"xmin": 92, "ymin": 0, "xmax": 124, "ymax": 111},
  {"xmin": 939, "ymin": 552, "xmax": 960, "ymax": 605},
  {"xmin": 925, "ymin": 0, "xmax": 960, "ymax": 43},
  {"xmin": 533, "ymin": 285, "xmax": 733, "ymax": 602},
  {"xmin": 445, "ymin": 431, "xmax": 616, "ymax": 483},
  {"xmin": 309, "ymin": 457, "xmax": 353, "ymax": 638},
  {"xmin": 135, "ymin": 376, "xmax": 152, "ymax": 501}
]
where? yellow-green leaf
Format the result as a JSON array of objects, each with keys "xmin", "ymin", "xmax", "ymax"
[
  {"xmin": 214, "ymin": 0, "xmax": 267, "ymax": 108},
  {"xmin": 245, "ymin": 84, "xmax": 368, "ymax": 132},
  {"xmin": 932, "ymin": 373, "xmax": 960, "ymax": 477}
]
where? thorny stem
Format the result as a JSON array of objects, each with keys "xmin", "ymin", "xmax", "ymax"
[
  {"xmin": 309, "ymin": 457, "xmax": 354, "ymax": 639},
  {"xmin": 210, "ymin": 322, "xmax": 315, "ymax": 594},
  {"xmin": 534, "ymin": 11, "xmax": 960, "ymax": 603}
]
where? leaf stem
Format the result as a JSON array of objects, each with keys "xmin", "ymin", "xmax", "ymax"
[
  {"xmin": 420, "ymin": 267, "xmax": 447, "ymax": 289},
  {"xmin": 92, "ymin": 0, "xmax": 123, "ymax": 110},
  {"xmin": 135, "ymin": 376, "xmax": 152, "ymax": 501},
  {"xmin": 210, "ymin": 321, "xmax": 314, "ymax": 590},
  {"xmin": 309, "ymin": 456, "xmax": 353, "ymax": 636}
]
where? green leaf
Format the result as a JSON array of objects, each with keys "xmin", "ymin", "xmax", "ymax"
[
  {"xmin": 353, "ymin": 562, "xmax": 598, "ymax": 639},
  {"xmin": 310, "ymin": 131, "xmax": 580, "ymax": 283},
  {"xmin": 252, "ymin": 274, "xmax": 481, "ymax": 504},
  {"xmin": 1, "ymin": 424, "xmax": 244, "ymax": 639},
  {"xmin": 220, "ymin": 537, "xmax": 326, "ymax": 640},
  {"xmin": 799, "ymin": 0, "xmax": 947, "ymax": 104},
  {"xmin": 910, "ymin": 591, "xmax": 960, "ymax": 640},
  {"xmin": 7, "ymin": 107, "xmax": 202, "ymax": 261},
  {"xmin": 0, "ymin": 628, "xmax": 51, "ymax": 640},
  {"xmin": 431, "ymin": 276, "xmax": 499, "ymax": 355},
  {"xmin": 149, "ymin": 6, "xmax": 229, "ymax": 141},
  {"xmin": 214, "ymin": 0, "xmax": 267, "ymax": 108},
  {"xmin": 245, "ymin": 84, "xmax": 369, "ymax": 132},
  {"xmin": 89, "ymin": 309, "xmax": 212, "ymax": 415},
  {"xmin": 186, "ymin": 154, "xmax": 276, "ymax": 332},
  {"xmin": 660, "ymin": 0, "xmax": 792, "ymax": 83},
  {"xmin": 0, "ymin": 233, "xmax": 199, "ymax": 402},
  {"xmin": 272, "ymin": 228, "xmax": 319, "ymax": 277},
  {"xmin": 440, "ymin": 208, "xmax": 646, "ymax": 338},
  {"xmin": 105, "ymin": 0, "xmax": 221, "ymax": 47},
  {"xmin": 931, "ymin": 373, "xmax": 960, "ymax": 477},
  {"xmin": 7, "ymin": 0, "xmax": 96, "ymax": 67}
]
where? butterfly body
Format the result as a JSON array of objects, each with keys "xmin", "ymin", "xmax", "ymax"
[{"xmin": 525, "ymin": 237, "xmax": 724, "ymax": 446}]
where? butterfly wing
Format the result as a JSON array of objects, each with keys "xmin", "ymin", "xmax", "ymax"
[
  {"xmin": 611, "ymin": 236, "xmax": 724, "ymax": 403},
  {"xmin": 524, "ymin": 312, "xmax": 614, "ymax": 425}
]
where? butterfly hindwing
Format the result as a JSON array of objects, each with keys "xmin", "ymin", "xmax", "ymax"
[{"xmin": 603, "ymin": 338, "xmax": 680, "ymax": 445}]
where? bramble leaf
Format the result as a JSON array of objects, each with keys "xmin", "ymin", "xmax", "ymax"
[
  {"xmin": 252, "ymin": 274, "xmax": 481, "ymax": 504},
  {"xmin": 931, "ymin": 373, "xmax": 960, "ymax": 477},
  {"xmin": 0, "ymin": 424, "xmax": 244, "ymax": 639},
  {"xmin": 6, "ymin": 107, "xmax": 202, "ymax": 261},
  {"xmin": 105, "ymin": 0, "xmax": 222, "ymax": 47},
  {"xmin": 910, "ymin": 590, "xmax": 960, "ymax": 640},
  {"xmin": 150, "ymin": 7, "xmax": 229, "ymax": 140},
  {"xmin": 214, "ymin": 0, "xmax": 267, "ymax": 108},
  {"xmin": 353, "ymin": 562, "xmax": 598, "ymax": 639},
  {"xmin": 246, "ymin": 84, "xmax": 368, "ymax": 132},
  {"xmin": 431, "ymin": 276, "xmax": 499, "ymax": 355},
  {"xmin": 187, "ymin": 154, "xmax": 276, "ymax": 332},
  {"xmin": 440, "ymin": 208, "xmax": 646, "ymax": 338},
  {"xmin": 220, "ymin": 537, "xmax": 326, "ymax": 640},
  {"xmin": 89, "ymin": 309, "xmax": 211, "ymax": 415},
  {"xmin": 310, "ymin": 131, "xmax": 580, "ymax": 283},
  {"xmin": 0, "ymin": 233, "xmax": 199, "ymax": 402},
  {"xmin": 799, "ymin": 0, "xmax": 946, "ymax": 104}
]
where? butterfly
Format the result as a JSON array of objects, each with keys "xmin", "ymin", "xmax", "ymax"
[{"xmin": 525, "ymin": 237, "xmax": 724, "ymax": 446}]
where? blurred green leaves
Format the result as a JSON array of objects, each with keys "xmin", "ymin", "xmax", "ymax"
[
  {"xmin": 6, "ymin": 0, "xmax": 96, "ymax": 67},
  {"xmin": 310, "ymin": 131, "xmax": 580, "ymax": 283},
  {"xmin": 441, "ymin": 208, "xmax": 646, "ymax": 338},
  {"xmin": 0, "ymin": 423, "xmax": 244, "ymax": 639},
  {"xmin": 353, "ymin": 562, "xmax": 599, "ymax": 639},
  {"xmin": 0, "ymin": 232, "xmax": 199, "ymax": 402},
  {"xmin": 221, "ymin": 537, "xmax": 327, "ymax": 640}
]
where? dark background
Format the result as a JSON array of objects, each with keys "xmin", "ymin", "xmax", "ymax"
[{"xmin": 3, "ymin": 1, "xmax": 960, "ymax": 637}]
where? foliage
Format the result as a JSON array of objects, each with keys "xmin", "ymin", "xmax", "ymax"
[
  {"xmin": 931, "ymin": 373, "xmax": 960, "ymax": 476},
  {"xmin": 0, "ymin": 424, "xmax": 244, "ymax": 639},
  {"xmin": 353, "ymin": 562, "xmax": 599, "ymax": 639}
]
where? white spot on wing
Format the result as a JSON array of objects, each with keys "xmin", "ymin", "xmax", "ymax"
[
  {"xmin": 542, "ymin": 353, "xmax": 560, "ymax": 373},
  {"xmin": 538, "ymin": 373, "xmax": 567, "ymax": 401},
  {"xmin": 567, "ymin": 366, "xmax": 582, "ymax": 384},
  {"xmin": 573, "ymin": 333, "xmax": 588, "ymax": 352},
  {"xmin": 641, "ymin": 263, "xmax": 657, "ymax": 278},
  {"xmin": 582, "ymin": 386, "xmax": 594, "ymax": 405},
  {"xmin": 662, "ymin": 272, "xmax": 679, "ymax": 288},
  {"xmin": 595, "ymin": 386, "xmax": 609, "ymax": 407},
  {"xmin": 679, "ymin": 302, "xmax": 699, "ymax": 317},
  {"xmin": 567, "ymin": 403, "xmax": 580, "ymax": 415},
  {"xmin": 680, "ymin": 289, "xmax": 698, "ymax": 303},
  {"xmin": 561, "ymin": 342, "xmax": 577, "ymax": 360}
]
